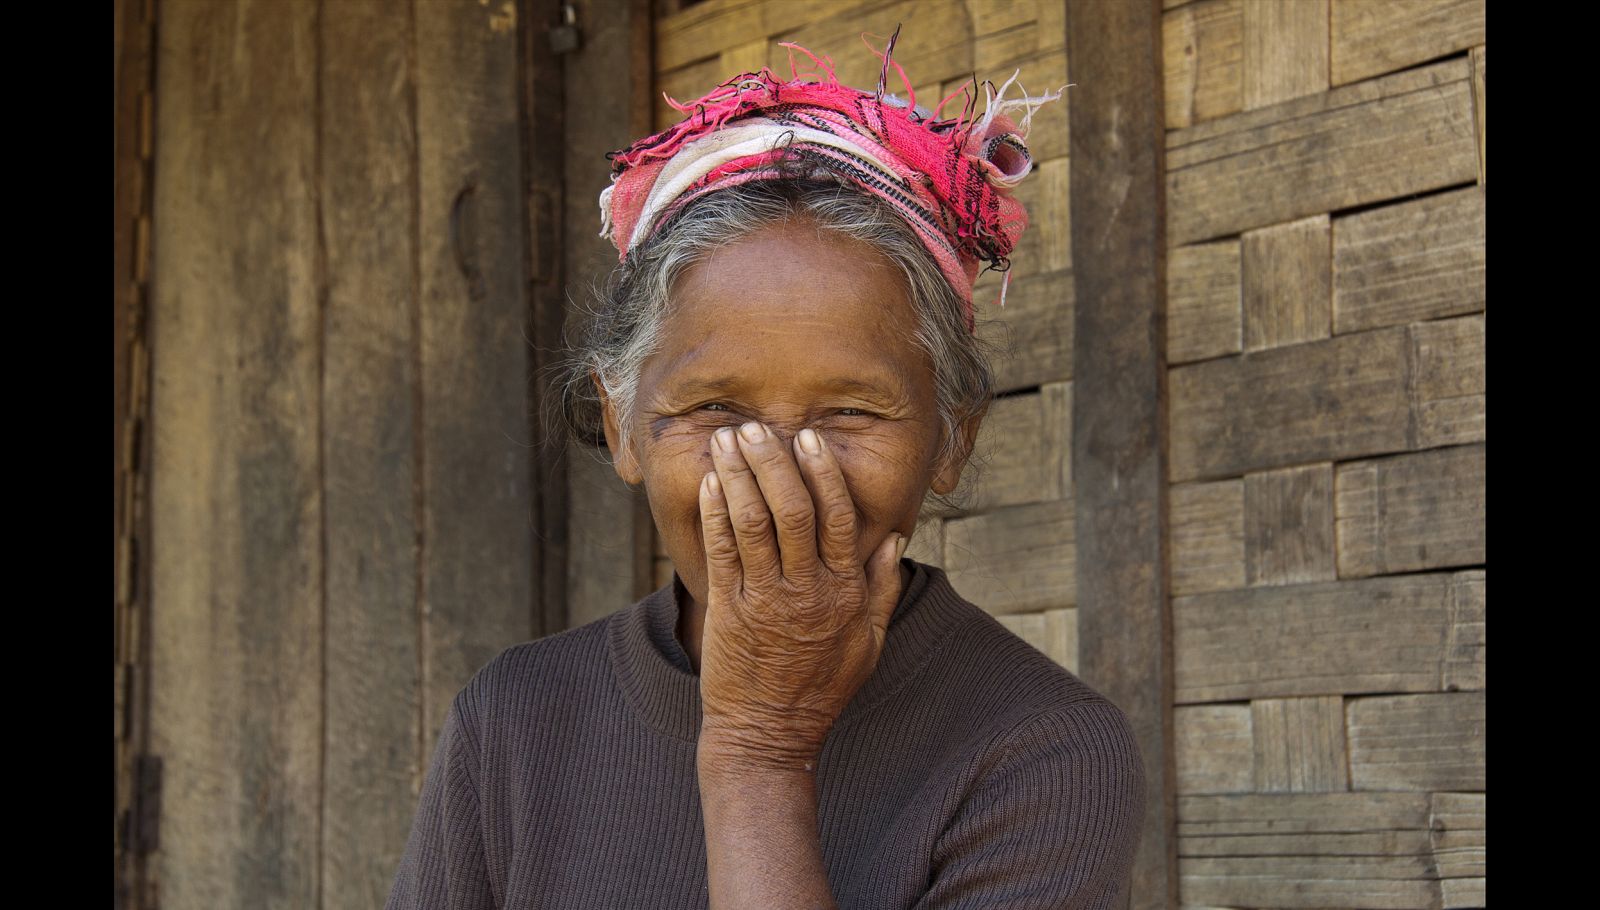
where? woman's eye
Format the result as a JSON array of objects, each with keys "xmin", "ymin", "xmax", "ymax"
[{"xmin": 837, "ymin": 408, "xmax": 873, "ymax": 418}]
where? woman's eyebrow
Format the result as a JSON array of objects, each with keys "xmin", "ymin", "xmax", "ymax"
[{"xmin": 669, "ymin": 375, "xmax": 903, "ymax": 400}]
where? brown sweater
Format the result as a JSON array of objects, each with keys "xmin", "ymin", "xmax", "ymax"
[{"xmin": 384, "ymin": 558, "xmax": 1146, "ymax": 909}]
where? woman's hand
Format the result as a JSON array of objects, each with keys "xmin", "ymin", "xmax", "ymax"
[{"xmin": 696, "ymin": 421, "xmax": 907, "ymax": 772}]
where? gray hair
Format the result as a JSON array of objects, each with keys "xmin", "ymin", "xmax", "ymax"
[{"xmin": 556, "ymin": 177, "xmax": 999, "ymax": 507}]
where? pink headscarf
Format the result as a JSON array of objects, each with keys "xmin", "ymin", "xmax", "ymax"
[{"xmin": 598, "ymin": 30, "xmax": 1060, "ymax": 333}]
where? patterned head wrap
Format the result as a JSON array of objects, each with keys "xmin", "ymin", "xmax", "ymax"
[{"xmin": 598, "ymin": 29, "xmax": 1061, "ymax": 333}]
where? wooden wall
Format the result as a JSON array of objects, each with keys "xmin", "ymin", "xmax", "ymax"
[
  {"xmin": 1162, "ymin": 1, "xmax": 1485, "ymax": 907},
  {"xmin": 140, "ymin": 1, "xmax": 548, "ymax": 906}
]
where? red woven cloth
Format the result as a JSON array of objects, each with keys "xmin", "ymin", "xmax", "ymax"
[{"xmin": 598, "ymin": 36, "xmax": 1059, "ymax": 332}]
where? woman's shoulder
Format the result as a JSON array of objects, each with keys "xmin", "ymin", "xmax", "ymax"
[
  {"xmin": 897, "ymin": 566, "xmax": 1145, "ymax": 781},
  {"xmin": 449, "ymin": 611, "xmax": 622, "ymax": 729}
]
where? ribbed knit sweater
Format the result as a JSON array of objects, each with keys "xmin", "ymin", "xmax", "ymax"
[{"xmin": 385, "ymin": 558, "xmax": 1146, "ymax": 909}]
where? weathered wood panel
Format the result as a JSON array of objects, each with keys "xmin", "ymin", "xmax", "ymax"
[
  {"xmin": 1163, "ymin": 0, "xmax": 1242, "ymax": 130},
  {"xmin": 944, "ymin": 498, "xmax": 1075, "ymax": 614},
  {"xmin": 1174, "ymin": 572, "xmax": 1474, "ymax": 702},
  {"xmin": 1332, "ymin": 185, "xmax": 1486, "ymax": 335},
  {"xmin": 1172, "ymin": 317, "xmax": 1484, "ymax": 482},
  {"xmin": 1244, "ymin": 463, "xmax": 1335, "ymax": 587},
  {"xmin": 1068, "ymin": 1, "xmax": 1172, "ymax": 905},
  {"xmin": 1430, "ymin": 792, "xmax": 1485, "ymax": 877},
  {"xmin": 1472, "ymin": 45, "xmax": 1485, "ymax": 184},
  {"xmin": 1179, "ymin": 793, "xmax": 1442, "ymax": 909},
  {"xmin": 568, "ymin": 446, "xmax": 651, "ymax": 628},
  {"xmin": 1168, "ymin": 239, "xmax": 1240, "ymax": 365},
  {"xmin": 566, "ymin": 0, "xmax": 655, "ymax": 625},
  {"xmin": 148, "ymin": 3, "xmax": 323, "ymax": 906},
  {"xmin": 960, "ymin": 383, "xmax": 1071, "ymax": 513},
  {"xmin": 1168, "ymin": 59, "xmax": 1478, "ymax": 246},
  {"xmin": 1336, "ymin": 443, "xmax": 1486, "ymax": 578},
  {"xmin": 1242, "ymin": 0, "xmax": 1327, "ymax": 110},
  {"xmin": 1170, "ymin": 326, "xmax": 1410, "ymax": 483},
  {"xmin": 318, "ymin": 3, "xmax": 424, "ymax": 905},
  {"xmin": 994, "ymin": 607, "xmax": 1078, "ymax": 672},
  {"xmin": 413, "ymin": 0, "xmax": 537, "ymax": 737},
  {"xmin": 1251, "ymin": 695, "xmax": 1348, "ymax": 792},
  {"xmin": 1348, "ymin": 691, "xmax": 1486, "ymax": 792},
  {"xmin": 1443, "ymin": 571, "xmax": 1485, "ymax": 692},
  {"xmin": 1411, "ymin": 313, "xmax": 1486, "ymax": 450},
  {"xmin": 1175, "ymin": 704, "xmax": 1253, "ymax": 794},
  {"xmin": 1242, "ymin": 214, "xmax": 1330, "ymax": 351},
  {"xmin": 1170, "ymin": 478, "xmax": 1244, "ymax": 596},
  {"xmin": 976, "ymin": 268, "xmax": 1074, "ymax": 393},
  {"xmin": 1331, "ymin": 0, "xmax": 1486, "ymax": 86}
]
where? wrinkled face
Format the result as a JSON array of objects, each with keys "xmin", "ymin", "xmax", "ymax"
[{"xmin": 596, "ymin": 219, "xmax": 978, "ymax": 614}]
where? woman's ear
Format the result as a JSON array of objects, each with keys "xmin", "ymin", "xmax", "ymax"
[
  {"xmin": 930, "ymin": 401, "xmax": 988, "ymax": 495},
  {"xmin": 593, "ymin": 371, "xmax": 644, "ymax": 486}
]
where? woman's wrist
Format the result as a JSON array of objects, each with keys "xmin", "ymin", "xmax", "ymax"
[{"xmin": 698, "ymin": 721, "xmax": 824, "ymax": 775}]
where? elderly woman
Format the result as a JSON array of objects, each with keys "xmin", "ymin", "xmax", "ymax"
[{"xmin": 387, "ymin": 39, "xmax": 1145, "ymax": 910}]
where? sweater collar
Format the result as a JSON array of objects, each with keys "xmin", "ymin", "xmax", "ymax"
[{"xmin": 606, "ymin": 558, "xmax": 974, "ymax": 743}]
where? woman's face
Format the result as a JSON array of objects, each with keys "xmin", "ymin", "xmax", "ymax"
[{"xmin": 597, "ymin": 219, "xmax": 981, "ymax": 613}]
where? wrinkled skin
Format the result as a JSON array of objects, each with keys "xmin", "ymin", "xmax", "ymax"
[{"xmin": 595, "ymin": 219, "xmax": 985, "ymax": 767}]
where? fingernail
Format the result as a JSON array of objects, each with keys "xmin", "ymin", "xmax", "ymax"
[
  {"xmin": 798, "ymin": 428, "xmax": 821, "ymax": 455},
  {"xmin": 895, "ymin": 534, "xmax": 908, "ymax": 561},
  {"xmin": 715, "ymin": 427, "xmax": 737, "ymax": 453},
  {"xmin": 739, "ymin": 421, "xmax": 766, "ymax": 443},
  {"xmin": 705, "ymin": 472, "xmax": 721, "ymax": 496}
]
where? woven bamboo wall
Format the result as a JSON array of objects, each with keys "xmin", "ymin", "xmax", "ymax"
[{"xmin": 1163, "ymin": 1, "xmax": 1485, "ymax": 907}]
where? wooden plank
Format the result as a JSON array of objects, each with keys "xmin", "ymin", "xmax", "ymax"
[
  {"xmin": 1179, "ymin": 855, "xmax": 1438, "ymax": 909},
  {"xmin": 1348, "ymin": 691, "xmax": 1486, "ymax": 791},
  {"xmin": 1472, "ymin": 45, "xmax": 1485, "ymax": 184},
  {"xmin": 414, "ymin": 0, "xmax": 536, "ymax": 741},
  {"xmin": 1171, "ymin": 479, "xmax": 1244, "ymax": 596},
  {"xmin": 959, "ymin": 383, "xmax": 1071, "ymax": 513},
  {"xmin": 1430, "ymin": 792, "xmax": 1485, "ymax": 881},
  {"xmin": 1067, "ymin": 2, "xmax": 1172, "ymax": 906},
  {"xmin": 1242, "ymin": 0, "xmax": 1327, "ymax": 110},
  {"xmin": 943, "ymin": 498, "xmax": 1075, "ymax": 614},
  {"xmin": 1443, "ymin": 570, "xmax": 1485, "ymax": 692},
  {"xmin": 994, "ymin": 607, "xmax": 1078, "ymax": 672},
  {"xmin": 1174, "ymin": 572, "xmax": 1468, "ymax": 702},
  {"xmin": 1332, "ymin": 185, "xmax": 1486, "ymax": 334},
  {"xmin": 1163, "ymin": 0, "xmax": 1242, "ymax": 131},
  {"xmin": 1175, "ymin": 704, "xmax": 1253, "ymax": 794},
  {"xmin": 1244, "ymin": 463, "xmax": 1335, "ymax": 587},
  {"xmin": 1170, "ymin": 326, "xmax": 1410, "ymax": 483},
  {"xmin": 656, "ymin": 0, "xmax": 843, "ymax": 73},
  {"xmin": 147, "ymin": 2, "xmax": 323, "ymax": 906},
  {"xmin": 971, "ymin": 0, "xmax": 1068, "ymax": 71},
  {"xmin": 1335, "ymin": 443, "xmax": 1486, "ymax": 578},
  {"xmin": 1168, "ymin": 59, "xmax": 1478, "ymax": 245},
  {"xmin": 1179, "ymin": 791, "xmax": 1431, "ymax": 835},
  {"xmin": 1251, "ymin": 695, "xmax": 1348, "ymax": 792},
  {"xmin": 1168, "ymin": 239, "xmax": 1240, "ymax": 365},
  {"xmin": 564, "ymin": 0, "xmax": 655, "ymax": 627},
  {"xmin": 975, "ymin": 268, "xmax": 1073, "ymax": 393},
  {"xmin": 318, "ymin": 3, "xmax": 424, "ymax": 905},
  {"xmin": 1331, "ymin": 0, "xmax": 1486, "ymax": 86},
  {"xmin": 719, "ymin": 36, "xmax": 768, "ymax": 75},
  {"xmin": 773, "ymin": 1, "xmax": 976, "ymax": 100},
  {"xmin": 1411, "ymin": 313, "xmax": 1486, "ymax": 450},
  {"xmin": 1242, "ymin": 214, "xmax": 1331, "ymax": 351},
  {"xmin": 567, "ymin": 443, "xmax": 651, "ymax": 627}
]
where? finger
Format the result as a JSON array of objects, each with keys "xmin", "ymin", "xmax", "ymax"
[
  {"xmin": 862, "ymin": 532, "xmax": 907, "ymax": 650},
  {"xmin": 733, "ymin": 422, "xmax": 819, "ymax": 582},
  {"xmin": 699, "ymin": 470, "xmax": 741, "ymax": 603},
  {"xmin": 794, "ymin": 427, "xmax": 859, "ymax": 577},
  {"xmin": 710, "ymin": 425, "xmax": 781, "ymax": 590}
]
